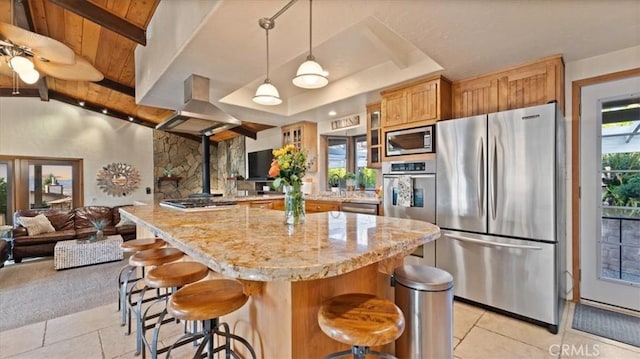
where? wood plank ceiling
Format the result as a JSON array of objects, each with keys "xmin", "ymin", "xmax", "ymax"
[{"xmin": 0, "ymin": 0, "xmax": 271, "ymax": 142}]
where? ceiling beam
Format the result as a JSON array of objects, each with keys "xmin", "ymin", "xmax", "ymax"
[
  {"xmin": 229, "ymin": 126, "xmax": 258, "ymax": 140},
  {"xmin": 0, "ymin": 88, "xmax": 40, "ymax": 97},
  {"xmin": 48, "ymin": 90, "xmax": 157, "ymax": 127},
  {"xmin": 96, "ymin": 78, "xmax": 136, "ymax": 97},
  {"xmin": 49, "ymin": 0, "xmax": 147, "ymax": 46}
]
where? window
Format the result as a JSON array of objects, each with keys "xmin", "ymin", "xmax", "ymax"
[
  {"xmin": 0, "ymin": 161, "xmax": 11, "ymax": 226},
  {"xmin": 327, "ymin": 137, "xmax": 348, "ymax": 182},
  {"xmin": 0, "ymin": 156, "xmax": 82, "ymax": 217},
  {"xmin": 325, "ymin": 135, "xmax": 377, "ymax": 190}
]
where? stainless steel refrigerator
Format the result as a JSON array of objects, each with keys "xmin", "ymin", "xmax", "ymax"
[{"xmin": 436, "ymin": 102, "xmax": 566, "ymax": 333}]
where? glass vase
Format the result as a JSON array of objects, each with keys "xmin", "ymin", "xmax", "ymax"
[{"xmin": 284, "ymin": 185, "xmax": 305, "ymax": 225}]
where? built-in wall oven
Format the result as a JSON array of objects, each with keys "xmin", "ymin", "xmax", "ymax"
[{"xmin": 382, "ymin": 160, "xmax": 436, "ymax": 265}]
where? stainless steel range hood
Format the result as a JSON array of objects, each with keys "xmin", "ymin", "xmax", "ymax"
[{"xmin": 156, "ymin": 75, "xmax": 241, "ymax": 135}]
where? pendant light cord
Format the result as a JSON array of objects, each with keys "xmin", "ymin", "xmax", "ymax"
[
  {"xmin": 265, "ymin": 29, "xmax": 270, "ymax": 79},
  {"xmin": 308, "ymin": 0, "xmax": 313, "ymax": 57}
]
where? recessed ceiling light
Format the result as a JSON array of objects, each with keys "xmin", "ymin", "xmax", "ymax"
[
  {"xmin": 328, "ymin": 110, "xmax": 337, "ymax": 116},
  {"xmin": 102, "ymin": 109, "xmax": 108, "ymax": 114},
  {"xmin": 78, "ymin": 101, "xmax": 85, "ymax": 107}
]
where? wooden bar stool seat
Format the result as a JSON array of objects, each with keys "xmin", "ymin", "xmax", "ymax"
[
  {"xmin": 130, "ymin": 247, "xmax": 184, "ymax": 267},
  {"xmin": 318, "ymin": 293, "xmax": 405, "ymax": 359},
  {"xmin": 117, "ymin": 237, "xmax": 164, "ymax": 327},
  {"xmin": 121, "ymin": 237, "xmax": 165, "ymax": 252},
  {"xmin": 124, "ymin": 247, "xmax": 184, "ymax": 338},
  {"xmin": 136, "ymin": 262, "xmax": 209, "ymax": 359},
  {"xmin": 165, "ymin": 279, "xmax": 257, "ymax": 359}
]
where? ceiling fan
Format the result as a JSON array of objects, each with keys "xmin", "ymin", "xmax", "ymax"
[{"xmin": 0, "ymin": 22, "xmax": 103, "ymax": 85}]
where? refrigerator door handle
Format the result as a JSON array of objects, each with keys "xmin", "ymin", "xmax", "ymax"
[
  {"xmin": 448, "ymin": 234, "xmax": 543, "ymax": 250},
  {"xmin": 478, "ymin": 138, "xmax": 485, "ymax": 215},
  {"xmin": 491, "ymin": 137, "xmax": 498, "ymax": 220}
]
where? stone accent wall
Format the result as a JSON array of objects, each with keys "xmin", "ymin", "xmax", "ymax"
[
  {"xmin": 153, "ymin": 131, "xmax": 247, "ymax": 200},
  {"xmin": 217, "ymin": 136, "xmax": 245, "ymax": 196},
  {"xmin": 153, "ymin": 131, "xmax": 218, "ymax": 201}
]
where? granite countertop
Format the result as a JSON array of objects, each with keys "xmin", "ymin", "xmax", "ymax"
[
  {"xmin": 232, "ymin": 193, "xmax": 382, "ymax": 204},
  {"xmin": 120, "ymin": 204, "xmax": 438, "ymax": 282}
]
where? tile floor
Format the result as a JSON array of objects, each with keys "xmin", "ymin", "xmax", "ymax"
[{"xmin": 1, "ymin": 298, "xmax": 639, "ymax": 359}]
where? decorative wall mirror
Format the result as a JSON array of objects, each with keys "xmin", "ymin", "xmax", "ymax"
[{"xmin": 96, "ymin": 162, "xmax": 140, "ymax": 197}]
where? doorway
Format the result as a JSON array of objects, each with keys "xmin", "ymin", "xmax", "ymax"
[{"xmin": 579, "ymin": 74, "xmax": 640, "ymax": 311}]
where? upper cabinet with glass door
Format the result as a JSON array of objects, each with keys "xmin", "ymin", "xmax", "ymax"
[
  {"xmin": 281, "ymin": 121, "xmax": 318, "ymax": 172},
  {"xmin": 366, "ymin": 103, "xmax": 382, "ymax": 168}
]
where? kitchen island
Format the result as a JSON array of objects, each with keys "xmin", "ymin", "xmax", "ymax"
[{"xmin": 120, "ymin": 204, "xmax": 439, "ymax": 358}]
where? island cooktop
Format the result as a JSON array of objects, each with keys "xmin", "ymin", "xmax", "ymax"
[{"xmin": 160, "ymin": 198, "xmax": 238, "ymax": 212}]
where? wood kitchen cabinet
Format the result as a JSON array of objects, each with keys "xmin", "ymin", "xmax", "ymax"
[
  {"xmin": 381, "ymin": 75, "xmax": 452, "ymax": 130},
  {"xmin": 366, "ymin": 102, "xmax": 382, "ymax": 168},
  {"xmin": 282, "ymin": 121, "xmax": 318, "ymax": 172},
  {"xmin": 237, "ymin": 198, "xmax": 284, "ymax": 210},
  {"xmin": 451, "ymin": 55, "xmax": 564, "ymax": 118},
  {"xmin": 305, "ymin": 199, "xmax": 340, "ymax": 213}
]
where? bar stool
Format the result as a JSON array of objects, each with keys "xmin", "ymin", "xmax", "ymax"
[
  {"xmin": 165, "ymin": 279, "xmax": 257, "ymax": 359},
  {"xmin": 125, "ymin": 247, "xmax": 184, "ymax": 336},
  {"xmin": 318, "ymin": 293, "xmax": 405, "ymax": 359},
  {"xmin": 136, "ymin": 261, "xmax": 209, "ymax": 359},
  {"xmin": 117, "ymin": 237, "xmax": 165, "ymax": 326}
]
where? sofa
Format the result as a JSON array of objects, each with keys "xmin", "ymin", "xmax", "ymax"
[
  {"xmin": 12, "ymin": 205, "xmax": 136, "ymax": 263},
  {"xmin": 0, "ymin": 240, "xmax": 8, "ymax": 268}
]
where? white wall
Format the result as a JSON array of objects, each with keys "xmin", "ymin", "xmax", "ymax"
[
  {"xmin": 0, "ymin": 97, "xmax": 155, "ymax": 206},
  {"xmin": 563, "ymin": 44, "xmax": 640, "ymax": 292}
]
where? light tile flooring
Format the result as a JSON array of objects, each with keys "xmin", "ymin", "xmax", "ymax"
[{"xmin": 1, "ymin": 299, "xmax": 639, "ymax": 359}]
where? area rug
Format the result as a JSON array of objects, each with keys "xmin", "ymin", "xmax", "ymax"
[
  {"xmin": 572, "ymin": 303, "xmax": 640, "ymax": 348},
  {"xmin": 0, "ymin": 256, "xmax": 128, "ymax": 332}
]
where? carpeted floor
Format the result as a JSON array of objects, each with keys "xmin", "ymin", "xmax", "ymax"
[
  {"xmin": 0, "ymin": 256, "xmax": 129, "ymax": 331},
  {"xmin": 572, "ymin": 303, "xmax": 640, "ymax": 348}
]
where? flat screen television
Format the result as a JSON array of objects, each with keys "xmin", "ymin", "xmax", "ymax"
[{"xmin": 247, "ymin": 149, "xmax": 274, "ymax": 180}]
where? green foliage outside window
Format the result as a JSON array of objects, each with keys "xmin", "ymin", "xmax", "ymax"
[
  {"xmin": 358, "ymin": 168, "xmax": 377, "ymax": 189},
  {"xmin": 602, "ymin": 152, "xmax": 640, "ymax": 217},
  {"xmin": 0, "ymin": 177, "xmax": 6, "ymax": 211}
]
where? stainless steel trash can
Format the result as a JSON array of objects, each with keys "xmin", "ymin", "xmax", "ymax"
[{"xmin": 394, "ymin": 264, "xmax": 454, "ymax": 359}]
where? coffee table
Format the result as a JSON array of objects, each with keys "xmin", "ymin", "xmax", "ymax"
[{"xmin": 54, "ymin": 234, "xmax": 124, "ymax": 270}]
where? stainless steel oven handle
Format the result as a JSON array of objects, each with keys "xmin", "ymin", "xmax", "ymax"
[
  {"xmin": 382, "ymin": 174, "xmax": 435, "ymax": 178},
  {"xmin": 448, "ymin": 234, "xmax": 542, "ymax": 250}
]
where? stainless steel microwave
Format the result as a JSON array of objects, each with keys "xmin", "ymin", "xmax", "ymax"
[{"xmin": 386, "ymin": 125, "xmax": 435, "ymax": 156}]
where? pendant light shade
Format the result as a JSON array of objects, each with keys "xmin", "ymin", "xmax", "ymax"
[
  {"xmin": 253, "ymin": 18, "xmax": 282, "ymax": 106},
  {"xmin": 292, "ymin": 55, "xmax": 328, "ymax": 89},
  {"xmin": 254, "ymin": 79, "xmax": 282, "ymax": 105},
  {"xmin": 293, "ymin": 0, "xmax": 328, "ymax": 89}
]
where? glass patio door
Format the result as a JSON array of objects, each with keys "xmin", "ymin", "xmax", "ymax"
[
  {"xmin": 580, "ymin": 75, "xmax": 640, "ymax": 311},
  {"xmin": 0, "ymin": 161, "xmax": 12, "ymax": 226}
]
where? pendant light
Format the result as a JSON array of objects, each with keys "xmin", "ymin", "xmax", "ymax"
[
  {"xmin": 292, "ymin": 0, "xmax": 328, "ymax": 89},
  {"xmin": 253, "ymin": 18, "xmax": 282, "ymax": 106}
]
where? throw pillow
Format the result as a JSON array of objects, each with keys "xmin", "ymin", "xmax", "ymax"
[
  {"xmin": 116, "ymin": 217, "xmax": 135, "ymax": 227},
  {"xmin": 18, "ymin": 214, "xmax": 56, "ymax": 235}
]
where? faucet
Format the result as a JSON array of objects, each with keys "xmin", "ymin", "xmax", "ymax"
[{"xmin": 339, "ymin": 188, "xmax": 347, "ymax": 197}]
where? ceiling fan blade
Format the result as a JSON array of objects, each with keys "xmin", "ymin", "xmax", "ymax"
[
  {"xmin": 0, "ymin": 22, "xmax": 75, "ymax": 65},
  {"xmin": 34, "ymin": 56, "xmax": 104, "ymax": 82}
]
